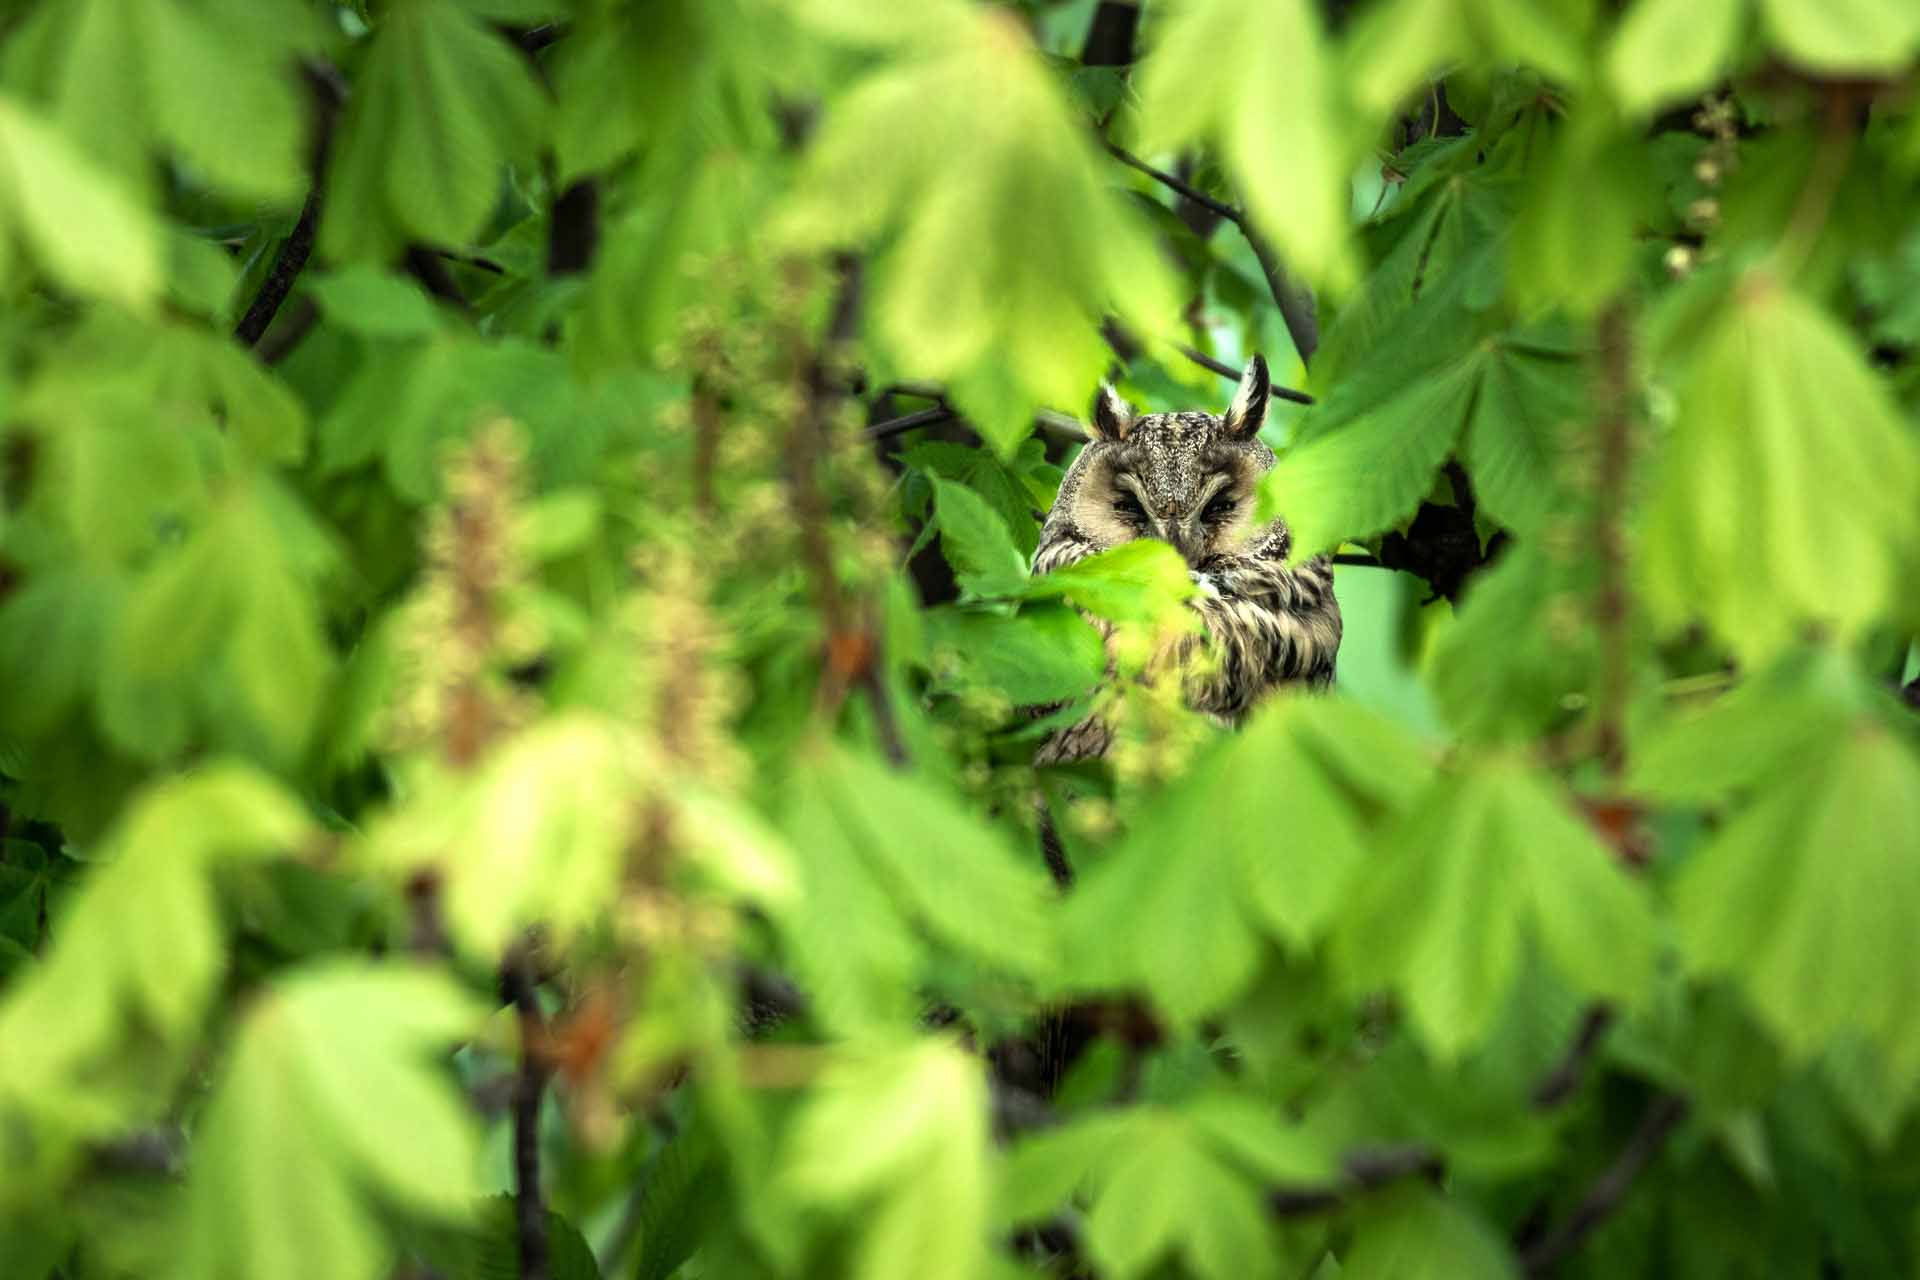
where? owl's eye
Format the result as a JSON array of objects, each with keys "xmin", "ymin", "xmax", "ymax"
[
  {"xmin": 1202, "ymin": 493, "xmax": 1238, "ymax": 522},
  {"xmin": 1112, "ymin": 492, "xmax": 1147, "ymax": 522}
]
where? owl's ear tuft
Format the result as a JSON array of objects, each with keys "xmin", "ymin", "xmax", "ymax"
[
  {"xmin": 1222, "ymin": 354, "xmax": 1270, "ymax": 439},
  {"xmin": 1089, "ymin": 382, "xmax": 1134, "ymax": 441}
]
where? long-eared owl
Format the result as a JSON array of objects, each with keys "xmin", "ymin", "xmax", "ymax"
[{"xmin": 1032, "ymin": 355, "xmax": 1341, "ymax": 765}]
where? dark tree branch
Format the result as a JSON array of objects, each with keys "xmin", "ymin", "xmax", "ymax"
[
  {"xmin": 1174, "ymin": 343, "xmax": 1314, "ymax": 403},
  {"xmin": 257, "ymin": 297, "xmax": 319, "ymax": 365},
  {"xmin": 547, "ymin": 178, "xmax": 600, "ymax": 277},
  {"xmin": 233, "ymin": 62, "xmax": 345, "ymax": 349},
  {"xmin": 864, "ymin": 405, "xmax": 957, "ymax": 442},
  {"xmin": 1079, "ymin": 1, "xmax": 1140, "ymax": 67},
  {"xmin": 1530, "ymin": 1005, "xmax": 1615, "ymax": 1110},
  {"xmin": 403, "ymin": 247, "xmax": 471, "ymax": 310},
  {"xmin": 501, "ymin": 951, "xmax": 550, "ymax": 1280},
  {"xmin": 1106, "ymin": 143, "xmax": 1237, "ymax": 220},
  {"xmin": 1518, "ymin": 1095, "xmax": 1689, "ymax": 1277}
]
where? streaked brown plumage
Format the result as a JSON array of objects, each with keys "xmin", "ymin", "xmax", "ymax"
[{"xmin": 1032, "ymin": 354, "xmax": 1341, "ymax": 765}]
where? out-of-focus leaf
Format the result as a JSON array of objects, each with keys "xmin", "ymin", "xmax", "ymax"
[
  {"xmin": 1608, "ymin": 0, "xmax": 1748, "ymax": 114},
  {"xmin": 1639, "ymin": 275, "xmax": 1920, "ymax": 661},
  {"xmin": 321, "ymin": 0, "xmax": 546, "ymax": 260},
  {"xmin": 1, "ymin": 0, "xmax": 309, "ymax": 202},
  {"xmin": 0, "ymin": 766, "xmax": 310, "ymax": 1128},
  {"xmin": 309, "ymin": 266, "xmax": 445, "ymax": 339},
  {"xmin": 177, "ymin": 963, "xmax": 484, "ymax": 1280},
  {"xmin": 783, "ymin": 1041, "xmax": 990, "ymax": 1280},
  {"xmin": 1140, "ymin": 0, "xmax": 1353, "ymax": 287},
  {"xmin": 0, "ymin": 95, "xmax": 161, "ymax": 307},
  {"xmin": 780, "ymin": 7, "xmax": 1180, "ymax": 452},
  {"xmin": 1755, "ymin": 0, "xmax": 1920, "ymax": 74},
  {"xmin": 1065, "ymin": 700, "xmax": 1386, "ymax": 1020},
  {"xmin": 366, "ymin": 714, "xmax": 639, "ymax": 956},
  {"xmin": 1674, "ymin": 719, "xmax": 1920, "ymax": 1093},
  {"xmin": 1342, "ymin": 1186, "xmax": 1518, "ymax": 1280},
  {"xmin": 1334, "ymin": 757, "xmax": 1658, "ymax": 1060},
  {"xmin": 1429, "ymin": 544, "xmax": 1600, "ymax": 742}
]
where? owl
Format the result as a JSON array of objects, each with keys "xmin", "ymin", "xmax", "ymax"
[{"xmin": 1032, "ymin": 355, "xmax": 1341, "ymax": 765}]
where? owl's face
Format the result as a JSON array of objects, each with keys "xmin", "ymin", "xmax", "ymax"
[{"xmin": 1060, "ymin": 355, "xmax": 1276, "ymax": 567}]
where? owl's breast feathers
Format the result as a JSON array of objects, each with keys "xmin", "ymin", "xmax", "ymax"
[{"xmin": 1182, "ymin": 548, "xmax": 1341, "ymax": 720}]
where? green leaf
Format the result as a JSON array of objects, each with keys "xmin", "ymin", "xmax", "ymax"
[
  {"xmin": 0, "ymin": 766, "xmax": 311, "ymax": 1126},
  {"xmin": 932, "ymin": 477, "xmax": 1030, "ymax": 599},
  {"xmin": 1334, "ymin": 758, "xmax": 1657, "ymax": 1060},
  {"xmin": 321, "ymin": 0, "xmax": 546, "ymax": 260},
  {"xmin": 1755, "ymin": 0, "xmax": 1920, "ymax": 74},
  {"xmin": 367, "ymin": 713, "xmax": 639, "ymax": 956},
  {"xmin": 820, "ymin": 749, "xmax": 1057, "ymax": 977},
  {"xmin": 178, "ymin": 963, "xmax": 484, "ymax": 1280},
  {"xmin": 1259, "ymin": 357, "xmax": 1474, "ymax": 558},
  {"xmin": 1674, "ymin": 721, "xmax": 1920, "ymax": 1091},
  {"xmin": 924, "ymin": 604, "xmax": 1105, "ymax": 706},
  {"xmin": 1607, "ymin": 0, "xmax": 1748, "ymax": 114},
  {"xmin": 1429, "ymin": 544, "xmax": 1599, "ymax": 743},
  {"xmin": 1639, "ymin": 276, "xmax": 1920, "ymax": 661},
  {"xmin": 780, "ymin": 7, "xmax": 1180, "ymax": 452},
  {"xmin": 0, "ymin": 569, "xmax": 122, "ymax": 739},
  {"xmin": 0, "ymin": 94, "xmax": 161, "ymax": 307},
  {"xmin": 1343, "ymin": 1187, "xmax": 1518, "ymax": 1280},
  {"xmin": 2, "ymin": 0, "xmax": 309, "ymax": 203},
  {"xmin": 783, "ymin": 1040, "xmax": 990, "ymax": 1280},
  {"xmin": 1024, "ymin": 538, "xmax": 1195, "ymax": 624},
  {"xmin": 1139, "ymin": 0, "xmax": 1354, "ymax": 288},
  {"xmin": 309, "ymin": 266, "xmax": 446, "ymax": 339}
]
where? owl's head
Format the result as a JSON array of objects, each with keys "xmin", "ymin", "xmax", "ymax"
[{"xmin": 1056, "ymin": 355, "xmax": 1278, "ymax": 567}]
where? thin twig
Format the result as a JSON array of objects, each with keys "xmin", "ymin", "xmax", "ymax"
[
  {"xmin": 1518, "ymin": 1095, "xmax": 1688, "ymax": 1276},
  {"xmin": 1174, "ymin": 344, "xmax": 1315, "ymax": 403},
  {"xmin": 864, "ymin": 405, "xmax": 957, "ymax": 442},
  {"xmin": 1106, "ymin": 144, "xmax": 1237, "ymax": 220},
  {"xmin": 501, "ymin": 951, "xmax": 550, "ymax": 1280},
  {"xmin": 1530, "ymin": 1005, "xmax": 1615, "ymax": 1109},
  {"xmin": 233, "ymin": 63, "xmax": 345, "ymax": 348}
]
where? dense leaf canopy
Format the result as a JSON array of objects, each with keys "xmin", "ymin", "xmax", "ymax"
[{"xmin": 1, "ymin": 1, "xmax": 1918, "ymax": 1278}]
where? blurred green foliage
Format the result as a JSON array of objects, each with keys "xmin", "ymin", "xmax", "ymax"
[{"xmin": 0, "ymin": 1, "xmax": 1918, "ymax": 1278}]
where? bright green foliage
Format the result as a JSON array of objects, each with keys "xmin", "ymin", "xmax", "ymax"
[
  {"xmin": 177, "ymin": 964, "xmax": 484, "ymax": 1280},
  {"xmin": 0, "ymin": 94, "xmax": 161, "ymax": 306},
  {"xmin": 1004, "ymin": 1099, "xmax": 1331, "ymax": 1280},
  {"xmin": 1, "ymin": 0, "xmax": 1919, "ymax": 1277},
  {"xmin": 1674, "ymin": 715, "xmax": 1920, "ymax": 1093},
  {"xmin": 780, "ymin": 3, "xmax": 1181, "ymax": 451},
  {"xmin": 1139, "ymin": 0, "xmax": 1355, "ymax": 288},
  {"xmin": 1640, "ymin": 272, "xmax": 1920, "ymax": 660},
  {"xmin": 782, "ymin": 1041, "xmax": 991, "ymax": 1280},
  {"xmin": 322, "ymin": 0, "xmax": 547, "ymax": 260},
  {"xmin": 1334, "ymin": 757, "xmax": 1657, "ymax": 1059},
  {"xmin": 0, "ymin": 766, "xmax": 308, "ymax": 1169}
]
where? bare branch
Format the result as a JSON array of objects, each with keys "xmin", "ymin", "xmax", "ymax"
[
  {"xmin": 234, "ymin": 62, "xmax": 345, "ymax": 349},
  {"xmin": 1105, "ymin": 143, "xmax": 1237, "ymax": 221},
  {"xmin": 1531, "ymin": 1005, "xmax": 1615, "ymax": 1110},
  {"xmin": 501, "ymin": 950, "xmax": 551, "ymax": 1280},
  {"xmin": 1174, "ymin": 343, "xmax": 1315, "ymax": 404},
  {"xmin": 864, "ymin": 406, "xmax": 957, "ymax": 442},
  {"xmin": 1519, "ymin": 1095, "xmax": 1689, "ymax": 1277}
]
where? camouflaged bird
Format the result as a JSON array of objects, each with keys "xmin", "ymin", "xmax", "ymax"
[{"xmin": 1032, "ymin": 354, "xmax": 1341, "ymax": 765}]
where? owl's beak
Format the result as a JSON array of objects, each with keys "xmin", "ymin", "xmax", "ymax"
[{"xmin": 1150, "ymin": 516, "xmax": 1207, "ymax": 567}]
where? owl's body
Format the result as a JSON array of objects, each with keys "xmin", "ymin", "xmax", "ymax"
[{"xmin": 1032, "ymin": 356, "xmax": 1341, "ymax": 765}]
